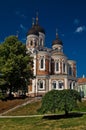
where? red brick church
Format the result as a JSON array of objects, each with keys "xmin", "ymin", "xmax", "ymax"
[{"xmin": 26, "ymin": 15, "xmax": 77, "ymax": 97}]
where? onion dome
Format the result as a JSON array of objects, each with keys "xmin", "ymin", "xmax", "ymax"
[
  {"xmin": 33, "ymin": 24, "xmax": 45, "ymax": 34},
  {"xmin": 52, "ymin": 32, "xmax": 63, "ymax": 46},
  {"xmin": 27, "ymin": 15, "xmax": 45, "ymax": 36},
  {"xmin": 27, "ymin": 27, "xmax": 39, "ymax": 36}
]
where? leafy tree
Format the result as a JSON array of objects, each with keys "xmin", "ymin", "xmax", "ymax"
[
  {"xmin": 57, "ymin": 89, "xmax": 81, "ymax": 115},
  {"xmin": 0, "ymin": 35, "xmax": 33, "ymax": 97},
  {"xmin": 40, "ymin": 89, "xmax": 81, "ymax": 116}
]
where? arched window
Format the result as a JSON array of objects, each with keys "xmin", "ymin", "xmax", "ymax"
[
  {"xmin": 38, "ymin": 80, "xmax": 45, "ymax": 90},
  {"xmin": 58, "ymin": 81, "xmax": 64, "ymax": 89},
  {"xmin": 70, "ymin": 82, "xmax": 72, "ymax": 89},
  {"xmin": 40, "ymin": 57, "xmax": 45, "ymax": 70},
  {"xmin": 40, "ymin": 81, "xmax": 43, "ymax": 89},
  {"xmin": 40, "ymin": 58, "xmax": 44, "ymax": 69},
  {"xmin": 30, "ymin": 41, "xmax": 33, "ymax": 46},
  {"xmin": 52, "ymin": 81, "xmax": 56, "ymax": 89},
  {"xmin": 56, "ymin": 62, "xmax": 59, "ymax": 71},
  {"xmin": 34, "ymin": 41, "xmax": 37, "ymax": 46},
  {"xmin": 63, "ymin": 63, "xmax": 65, "ymax": 72},
  {"xmin": 40, "ymin": 39, "xmax": 43, "ymax": 46},
  {"xmin": 69, "ymin": 66, "xmax": 72, "ymax": 75}
]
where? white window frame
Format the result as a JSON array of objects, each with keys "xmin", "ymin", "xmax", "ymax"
[
  {"xmin": 55, "ymin": 60, "xmax": 60, "ymax": 73},
  {"xmin": 52, "ymin": 81, "xmax": 57, "ymax": 90},
  {"xmin": 38, "ymin": 80, "xmax": 45, "ymax": 90},
  {"xmin": 39, "ymin": 57, "xmax": 45, "ymax": 70},
  {"xmin": 62, "ymin": 61, "xmax": 67, "ymax": 73},
  {"xmin": 58, "ymin": 81, "xmax": 64, "ymax": 90}
]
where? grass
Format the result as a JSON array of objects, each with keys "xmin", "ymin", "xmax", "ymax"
[
  {"xmin": 0, "ymin": 99, "xmax": 86, "ymax": 130},
  {"xmin": 3, "ymin": 100, "xmax": 41, "ymax": 116},
  {"xmin": 0, "ymin": 114, "xmax": 86, "ymax": 130},
  {"xmin": 2, "ymin": 99, "xmax": 86, "ymax": 116}
]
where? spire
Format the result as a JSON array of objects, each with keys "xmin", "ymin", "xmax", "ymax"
[
  {"xmin": 32, "ymin": 17, "xmax": 35, "ymax": 27},
  {"xmin": 56, "ymin": 28, "xmax": 58, "ymax": 39},
  {"xmin": 36, "ymin": 12, "xmax": 39, "ymax": 25}
]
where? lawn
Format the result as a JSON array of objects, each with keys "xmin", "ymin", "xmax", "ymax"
[
  {"xmin": 0, "ymin": 99, "xmax": 86, "ymax": 130},
  {"xmin": 3, "ymin": 100, "xmax": 41, "ymax": 116},
  {"xmin": 0, "ymin": 97, "xmax": 32, "ymax": 114},
  {"xmin": 0, "ymin": 114, "xmax": 86, "ymax": 130},
  {"xmin": 2, "ymin": 99, "xmax": 86, "ymax": 116}
]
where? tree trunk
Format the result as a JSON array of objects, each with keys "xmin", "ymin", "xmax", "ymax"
[{"xmin": 65, "ymin": 110, "xmax": 68, "ymax": 117}]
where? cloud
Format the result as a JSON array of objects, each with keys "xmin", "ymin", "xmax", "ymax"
[
  {"xmin": 75, "ymin": 26, "xmax": 86, "ymax": 33},
  {"xmin": 15, "ymin": 10, "xmax": 27, "ymax": 19},
  {"xmin": 20, "ymin": 24, "xmax": 27, "ymax": 32},
  {"xmin": 74, "ymin": 19, "xmax": 80, "ymax": 25}
]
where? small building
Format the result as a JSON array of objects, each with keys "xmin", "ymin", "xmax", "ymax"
[{"xmin": 77, "ymin": 76, "xmax": 86, "ymax": 98}]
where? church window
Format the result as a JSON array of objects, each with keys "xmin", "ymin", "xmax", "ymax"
[
  {"xmin": 69, "ymin": 66, "xmax": 72, "ymax": 75},
  {"xmin": 63, "ymin": 63, "xmax": 65, "ymax": 72},
  {"xmin": 58, "ymin": 81, "xmax": 64, "ymax": 89},
  {"xmin": 41, "ymin": 58, "xmax": 44, "ymax": 69},
  {"xmin": 70, "ymin": 82, "xmax": 72, "ymax": 89},
  {"xmin": 40, "ymin": 81, "xmax": 43, "ymax": 89},
  {"xmin": 38, "ymin": 80, "xmax": 45, "ymax": 90},
  {"xmin": 30, "ymin": 41, "xmax": 33, "ymax": 46},
  {"xmin": 40, "ymin": 39, "xmax": 43, "ymax": 46},
  {"xmin": 52, "ymin": 81, "xmax": 56, "ymax": 89},
  {"xmin": 56, "ymin": 62, "xmax": 59, "ymax": 71},
  {"xmin": 40, "ymin": 57, "xmax": 45, "ymax": 70}
]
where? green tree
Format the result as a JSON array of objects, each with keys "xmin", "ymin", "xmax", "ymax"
[
  {"xmin": 57, "ymin": 89, "xmax": 81, "ymax": 115},
  {"xmin": 40, "ymin": 89, "xmax": 81, "ymax": 116},
  {"xmin": 0, "ymin": 35, "xmax": 33, "ymax": 97}
]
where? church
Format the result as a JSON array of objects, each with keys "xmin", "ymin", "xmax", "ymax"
[{"xmin": 26, "ymin": 15, "xmax": 77, "ymax": 97}]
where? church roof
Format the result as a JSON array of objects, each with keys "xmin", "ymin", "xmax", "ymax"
[
  {"xmin": 27, "ymin": 26, "xmax": 39, "ymax": 36},
  {"xmin": 27, "ymin": 15, "xmax": 45, "ymax": 36},
  {"xmin": 52, "ymin": 33, "xmax": 63, "ymax": 46}
]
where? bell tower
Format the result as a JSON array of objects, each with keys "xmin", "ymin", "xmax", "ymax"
[{"xmin": 26, "ymin": 14, "xmax": 45, "ymax": 53}]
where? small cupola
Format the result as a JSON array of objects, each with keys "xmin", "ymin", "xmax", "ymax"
[
  {"xmin": 52, "ymin": 31, "xmax": 63, "ymax": 46},
  {"xmin": 52, "ymin": 30, "xmax": 63, "ymax": 52}
]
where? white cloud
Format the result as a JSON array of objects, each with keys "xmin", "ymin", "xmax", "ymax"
[
  {"xmin": 75, "ymin": 26, "xmax": 86, "ymax": 33},
  {"xmin": 20, "ymin": 24, "xmax": 26, "ymax": 31}
]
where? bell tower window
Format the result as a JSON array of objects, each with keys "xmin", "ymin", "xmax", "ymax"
[
  {"xmin": 69, "ymin": 66, "xmax": 72, "ymax": 75},
  {"xmin": 39, "ymin": 57, "xmax": 45, "ymax": 70},
  {"xmin": 56, "ymin": 62, "xmax": 59, "ymax": 71},
  {"xmin": 30, "ymin": 41, "xmax": 33, "ymax": 46},
  {"xmin": 41, "ymin": 59, "xmax": 44, "ymax": 69},
  {"xmin": 40, "ymin": 39, "xmax": 43, "ymax": 46},
  {"xmin": 63, "ymin": 63, "xmax": 65, "ymax": 72}
]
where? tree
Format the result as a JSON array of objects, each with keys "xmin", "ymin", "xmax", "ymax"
[
  {"xmin": 40, "ymin": 89, "xmax": 81, "ymax": 116},
  {"xmin": 57, "ymin": 89, "xmax": 81, "ymax": 116},
  {"xmin": 0, "ymin": 35, "xmax": 34, "ymax": 97}
]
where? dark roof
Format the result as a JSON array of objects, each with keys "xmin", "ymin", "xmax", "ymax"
[
  {"xmin": 27, "ymin": 24, "xmax": 45, "ymax": 36},
  {"xmin": 52, "ymin": 34, "xmax": 63, "ymax": 46},
  {"xmin": 27, "ymin": 27, "xmax": 39, "ymax": 36}
]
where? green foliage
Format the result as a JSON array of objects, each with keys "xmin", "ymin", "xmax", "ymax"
[
  {"xmin": 0, "ymin": 35, "xmax": 34, "ymax": 96},
  {"xmin": 40, "ymin": 89, "xmax": 81, "ymax": 115}
]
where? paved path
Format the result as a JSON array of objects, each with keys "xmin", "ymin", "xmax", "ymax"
[
  {"xmin": 0, "ymin": 114, "xmax": 44, "ymax": 118},
  {"xmin": 0, "ymin": 112, "xmax": 86, "ymax": 118}
]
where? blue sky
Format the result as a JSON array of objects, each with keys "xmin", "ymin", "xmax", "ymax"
[{"xmin": 0, "ymin": 0, "xmax": 86, "ymax": 77}]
